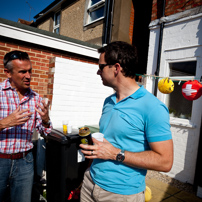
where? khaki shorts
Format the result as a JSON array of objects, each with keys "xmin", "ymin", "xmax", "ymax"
[{"xmin": 80, "ymin": 168, "xmax": 145, "ymax": 202}]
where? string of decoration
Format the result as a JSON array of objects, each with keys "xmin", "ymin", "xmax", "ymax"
[
  {"xmin": 135, "ymin": 74, "xmax": 202, "ymax": 100},
  {"xmin": 136, "ymin": 74, "xmax": 202, "ymax": 84}
]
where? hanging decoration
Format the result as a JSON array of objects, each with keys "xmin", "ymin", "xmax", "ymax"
[
  {"xmin": 136, "ymin": 74, "xmax": 202, "ymax": 100},
  {"xmin": 158, "ymin": 77, "xmax": 174, "ymax": 94},
  {"xmin": 181, "ymin": 80, "xmax": 202, "ymax": 101}
]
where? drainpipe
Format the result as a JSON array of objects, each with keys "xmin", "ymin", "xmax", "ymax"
[
  {"xmin": 103, "ymin": 0, "xmax": 114, "ymax": 44},
  {"xmin": 194, "ymin": 117, "xmax": 202, "ymax": 191},
  {"xmin": 154, "ymin": 0, "xmax": 166, "ymax": 96}
]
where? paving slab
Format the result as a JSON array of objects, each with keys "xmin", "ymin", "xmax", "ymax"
[
  {"xmin": 162, "ymin": 196, "xmax": 184, "ymax": 202},
  {"xmin": 175, "ymin": 191, "xmax": 202, "ymax": 202},
  {"xmin": 146, "ymin": 178, "xmax": 180, "ymax": 195},
  {"xmin": 146, "ymin": 178, "xmax": 202, "ymax": 202},
  {"xmin": 145, "ymin": 184, "xmax": 171, "ymax": 202}
]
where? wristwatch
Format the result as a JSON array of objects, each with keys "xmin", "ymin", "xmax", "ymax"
[{"xmin": 116, "ymin": 149, "xmax": 125, "ymax": 162}]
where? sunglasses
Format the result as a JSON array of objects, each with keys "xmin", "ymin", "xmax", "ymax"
[
  {"xmin": 98, "ymin": 64, "xmax": 114, "ymax": 71},
  {"xmin": 4, "ymin": 52, "xmax": 29, "ymax": 66}
]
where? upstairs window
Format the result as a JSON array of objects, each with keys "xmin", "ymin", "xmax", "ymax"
[
  {"xmin": 84, "ymin": 0, "xmax": 105, "ymax": 26},
  {"xmin": 53, "ymin": 11, "xmax": 60, "ymax": 34}
]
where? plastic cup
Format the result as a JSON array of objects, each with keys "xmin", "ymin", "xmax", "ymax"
[
  {"xmin": 43, "ymin": 98, "xmax": 49, "ymax": 104},
  {"xmin": 67, "ymin": 125, "xmax": 72, "ymax": 134},
  {"xmin": 92, "ymin": 132, "xmax": 104, "ymax": 142}
]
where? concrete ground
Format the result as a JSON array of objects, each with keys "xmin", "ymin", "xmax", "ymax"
[{"xmin": 146, "ymin": 178, "xmax": 202, "ymax": 202}]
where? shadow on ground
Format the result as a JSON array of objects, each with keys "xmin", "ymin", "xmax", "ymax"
[{"xmin": 146, "ymin": 171, "xmax": 202, "ymax": 202}]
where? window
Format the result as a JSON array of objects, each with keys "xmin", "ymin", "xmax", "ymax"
[
  {"xmin": 166, "ymin": 61, "xmax": 196, "ymax": 119},
  {"xmin": 84, "ymin": 0, "xmax": 105, "ymax": 26},
  {"xmin": 53, "ymin": 11, "xmax": 60, "ymax": 34}
]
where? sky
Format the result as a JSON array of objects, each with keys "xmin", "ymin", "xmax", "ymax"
[{"xmin": 0, "ymin": 0, "xmax": 55, "ymax": 22}]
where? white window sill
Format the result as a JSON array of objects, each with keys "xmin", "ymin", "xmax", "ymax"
[
  {"xmin": 170, "ymin": 117, "xmax": 197, "ymax": 128},
  {"xmin": 84, "ymin": 17, "xmax": 104, "ymax": 27}
]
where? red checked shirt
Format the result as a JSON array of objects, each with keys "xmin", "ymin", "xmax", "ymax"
[{"xmin": 0, "ymin": 79, "xmax": 52, "ymax": 154}]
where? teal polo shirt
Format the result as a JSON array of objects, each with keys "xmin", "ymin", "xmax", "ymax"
[{"xmin": 90, "ymin": 86, "xmax": 172, "ymax": 195}]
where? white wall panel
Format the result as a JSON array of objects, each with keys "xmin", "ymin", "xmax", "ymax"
[{"xmin": 50, "ymin": 57, "xmax": 113, "ymax": 129}]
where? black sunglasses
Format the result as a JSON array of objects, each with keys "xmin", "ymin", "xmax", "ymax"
[
  {"xmin": 4, "ymin": 52, "xmax": 29, "ymax": 66},
  {"xmin": 98, "ymin": 64, "xmax": 114, "ymax": 71}
]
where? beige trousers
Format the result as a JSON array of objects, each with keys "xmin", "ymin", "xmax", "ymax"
[{"xmin": 80, "ymin": 168, "xmax": 145, "ymax": 202}]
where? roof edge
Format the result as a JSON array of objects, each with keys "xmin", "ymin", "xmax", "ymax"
[{"xmin": 0, "ymin": 18, "xmax": 100, "ymax": 57}]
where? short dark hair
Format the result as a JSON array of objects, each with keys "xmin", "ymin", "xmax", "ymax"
[
  {"xmin": 98, "ymin": 41, "xmax": 138, "ymax": 78},
  {"xmin": 3, "ymin": 50, "xmax": 30, "ymax": 72}
]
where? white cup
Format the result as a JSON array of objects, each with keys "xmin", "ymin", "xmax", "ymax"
[
  {"xmin": 92, "ymin": 132, "xmax": 104, "ymax": 142},
  {"xmin": 68, "ymin": 125, "xmax": 72, "ymax": 134},
  {"xmin": 43, "ymin": 98, "xmax": 49, "ymax": 104}
]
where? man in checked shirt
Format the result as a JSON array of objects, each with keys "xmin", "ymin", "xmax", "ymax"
[{"xmin": 0, "ymin": 50, "xmax": 52, "ymax": 202}]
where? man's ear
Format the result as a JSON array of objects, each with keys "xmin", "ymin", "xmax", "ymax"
[
  {"xmin": 114, "ymin": 63, "xmax": 122, "ymax": 76},
  {"xmin": 4, "ymin": 68, "xmax": 11, "ymax": 78}
]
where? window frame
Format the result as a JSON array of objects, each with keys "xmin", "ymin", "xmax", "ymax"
[
  {"xmin": 84, "ymin": 0, "xmax": 106, "ymax": 28},
  {"xmin": 158, "ymin": 59, "xmax": 197, "ymax": 125},
  {"xmin": 53, "ymin": 10, "xmax": 61, "ymax": 34}
]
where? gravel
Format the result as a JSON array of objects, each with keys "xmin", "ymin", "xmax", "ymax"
[{"xmin": 146, "ymin": 170, "xmax": 196, "ymax": 195}]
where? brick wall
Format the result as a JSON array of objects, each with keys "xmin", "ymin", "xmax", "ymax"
[
  {"xmin": 0, "ymin": 37, "xmax": 98, "ymax": 106},
  {"xmin": 151, "ymin": 0, "xmax": 202, "ymax": 21},
  {"xmin": 129, "ymin": 2, "xmax": 135, "ymax": 44}
]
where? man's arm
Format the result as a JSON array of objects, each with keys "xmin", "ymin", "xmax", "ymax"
[
  {"xmin": 80, "ymin": 138, "xmax": 173, "ymax": 172},
  {"xmin": 123, "ymin": 139, "xmax": 173, "ymax": 172}
]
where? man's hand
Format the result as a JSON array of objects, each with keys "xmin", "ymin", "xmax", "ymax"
[
  {"xmin": 80, "ymin": 138, "xmax": 120, "ymax": 160},
  {"xmin": 0, "ymin": 106, "xmax": 33, "ymax": 131},
  {"xmin": 35, "ymin": 99, "xmax": 50, "ymax": 125}
]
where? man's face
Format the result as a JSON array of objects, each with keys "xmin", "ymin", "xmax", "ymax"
[
  {"xmin": 6, "ymin": 59, "xmax": 32, "ymax": 91},
  {"xmin": 97, "ymin": 53, "xmax": 114, "ymax": 87}
]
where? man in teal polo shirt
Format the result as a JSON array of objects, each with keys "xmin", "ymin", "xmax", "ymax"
[{"xmin": 80, "ymin": 41, "xmax": 173, "ymax": 202}]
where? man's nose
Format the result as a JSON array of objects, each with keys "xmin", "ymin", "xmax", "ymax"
[
  {"xmin": 25, "ymin": 72, "xmax": 31, "ymax": 78},
  {"xmin": 97, "ymin": 69, "xmax": 101, "ymax": 75}
]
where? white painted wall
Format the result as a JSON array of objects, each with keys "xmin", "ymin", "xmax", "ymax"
[
  {"xmin": 160, "ymin": 15, "xmax": 202, "ymax": 185},
  {"xmin": 145, "ymin": 26, "xmax": 160, "ymax": 94},
  {"xmin": 50, "ymin": 57, "xmax": 113, "ymax": 129},
  {"xmin": 146, "ymin": 13, "xmax": 202, "ymax": 184}
]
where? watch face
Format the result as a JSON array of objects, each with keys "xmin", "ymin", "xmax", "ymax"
[{"xmin": 117, "ymin": 153, "xmax": 125, "ymax": 162}]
